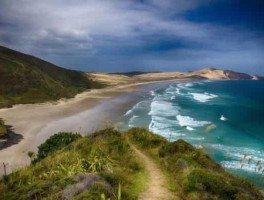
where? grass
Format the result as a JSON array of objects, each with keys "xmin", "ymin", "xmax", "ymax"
[
  {"xmin": 126, "ymin": 128, "xmax": 264, "ymax": 200},
  {"xmin": 0, "ymin": 127, "xmax": 263, "ymax": 200},
  {"xmin": 35, "ymin": 132, "xmax": 81, "ymax": 161},
  {"xmin": 0, "ymin": 45, "xmax": 105, "ymax": 108},
  {"xmin": 0, "ymin": 128, "xmax": 148, "ymax": 199}
]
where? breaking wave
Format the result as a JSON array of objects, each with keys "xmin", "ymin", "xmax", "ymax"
[
  {"xmin": 176, "ymin": 115, "xmax": 210, "ymax": 128},
  {"xmin": 189, "ymin": 92, "xmax": 218, "ymax": 103}
]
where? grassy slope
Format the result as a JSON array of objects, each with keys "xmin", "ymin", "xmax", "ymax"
[
  {"xmin": 0, "ymin": 46, "xmax": 103, "ymax": 108},
  {"xmin": 0, "ymin": 128, "xmax": 263, "ymax": 200},
  {"xmin": 126, "ymin": 128, "xmax": 264, "ymax": 200},
  {"xmin": 0, "ymin": 128, "xmax": 148, "ymax": 200}
]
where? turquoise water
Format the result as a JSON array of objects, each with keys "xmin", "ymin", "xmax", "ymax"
[{"xmin": 120, "ymin": 80, "xmax": 264, "ymax": 188}]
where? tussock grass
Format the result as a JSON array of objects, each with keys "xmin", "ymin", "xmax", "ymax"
[
  {"xmin": 0, "ymin": 128, "xmax": 148, "ymax": 199},
  {"xmin": 0, "ymin": 127, "xmax": 263, "ymax": 199},
  {"xmin": 126, "ymin": 128, "xmax": 264, "ymax": 200}
]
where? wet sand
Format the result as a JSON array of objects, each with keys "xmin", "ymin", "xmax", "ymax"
[
  {"xmin": 0, "ymin": 80, "xmax": 180, "ymax": 175},
  {"xmin": 0, "ymin": 84, "xmax": 138, "ymax": 174}
]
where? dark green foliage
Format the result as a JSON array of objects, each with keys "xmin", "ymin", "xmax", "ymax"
[
  {"xmin": 159, "ymin": 141, "xmax": 263, "ymax": 199},
  {"xmin": 159, "ymin": 139, "xmax": 222, "ymax": 171},
  {"xmin": 159, "ymin": 139, "xmax": 195, "ymax": 157},
  {"xmin": 126, "ymin": 127, "xmax": 167, "ymax": 149},
  {"xmin": 36, "ymin": 132, "xmax": 81, "ymax": 161},
  {"xmin": 0, "ymin": 118, "xmax": 7, "ymax": 136},
  {"xmin": 88, "ymin": 127, "xmax": 121, "ymax": 139},
  {"xmin": 184, "ymin": 169, "xmax": 238, "ymax": 199},
  {"xmin": 0, "ymin": 46, "xmax": 104, "ymax": 108}
]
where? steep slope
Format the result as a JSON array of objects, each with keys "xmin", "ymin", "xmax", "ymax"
[
  {"xmin": 0, "ymin": 46, "xmax": 102, "ymax": 108},
  {"xmin": 0, "ymin": 128, "xmax": 263, "ymax": 199},
  {"xmin": 186, "ymin": 68, "xmax": 256, "ymax": 80}
]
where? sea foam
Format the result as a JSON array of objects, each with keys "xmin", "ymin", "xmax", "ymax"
[
  {"xmin": 128, "ymin": 115, "xmax": 139, "ymax": 128},
  {"xmin": 189, "ymin": 92, "xmax": 218, "ymax": 103},
  {"xmin": 149, "ymin": 99, "xmax": 179, "ymax": 117},
  {"xmin": 124, "ymin": 100, "xmax": 149, "ymax": 116},
  {"xmin": 176, "ymin": 115, "xmax": 210, "ymax": 127},
  {"xmin": 207, "ymin": 143, "xmax": 264, "ymax": 173}
]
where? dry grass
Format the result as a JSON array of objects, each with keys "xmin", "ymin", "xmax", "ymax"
[{"xmin": 88, "ymin": 73, "xmax": 134, "ymax": 86}]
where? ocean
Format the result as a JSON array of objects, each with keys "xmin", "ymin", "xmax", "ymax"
[{"xmin": 119, "ymin": 80, "xmax": 264, "ymax": 189}]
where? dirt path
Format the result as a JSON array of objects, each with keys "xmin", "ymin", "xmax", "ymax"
[{"xmin": 130, "ymin": 144, "xmax": 176, "ymax": 200}]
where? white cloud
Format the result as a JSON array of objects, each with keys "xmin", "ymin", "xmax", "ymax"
[
  {"xmin": 0, "ymin": 0, "xmax": 211, "ymax": 51},
  {"xmin": 0, "ymin": 0, "xmax": 263, "ymax": 74}
]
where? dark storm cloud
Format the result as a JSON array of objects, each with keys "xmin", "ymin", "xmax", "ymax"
[{"xmin": 0, "ymin": 0, "xmax": 263, "ymax": 74}]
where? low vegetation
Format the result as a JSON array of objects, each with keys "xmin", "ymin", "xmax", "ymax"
[
  {"xmin": 35, "ymin": 132, "xmax": 81, "ymax": 161},
  {"xmin": 0, "ymin": 46, "xmax": 104, "ymax": 108},
  {"xmin": 0, "ymin": 119, "xmax": 7, "ymax": 137},
  {"xmin": 126, "ymin": 128, "xmax": 263, "ymax": 200},
  {"xmin": 0, "ymin": 128, "xmax": 148, "ymax": 199},
  {"xmin": 0, "ymin": 128, "xmax": 263, "ymax": 200}
]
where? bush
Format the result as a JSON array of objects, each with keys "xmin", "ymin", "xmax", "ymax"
[
  {"xmin": 184, "ymin": 169, "xmax": 238, "ymax": 199},
  {"xmin": 89, "ymin": 127, "xmax": 121, "ymax": 139},
  {"xmin": 36, "ymin": 132, "xmax": 81, "ymax": 161},
  {"xmin": 159, "ymin": 139, "xmax": 195, "ymax": 157},
  {"xmin": 0, "ymin": 119, "xmax": 7, "ymax": 137},
  {"xmin": 126, "ymin": 128, "xmax": 166, "ymax": 149}
]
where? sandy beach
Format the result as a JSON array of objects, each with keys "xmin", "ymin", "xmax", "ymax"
[
  {"xmin": 0, "ymin": 80, "xmax": 181, "ymax": 175},
  {"xmin": 0, "ymin": 83, "xmax": 139, "ymax": 174}
]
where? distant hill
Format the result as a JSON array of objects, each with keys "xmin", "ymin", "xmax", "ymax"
[
  {"xmin": 0, "ymin": 46, "xmax": 102, "ymax": 108},
  {"xmin": 109, "ymin": 71, "xmax": 159, "ymax": 77},
  {"xmin": 133, "ymin": 68, "xmax": 263, "ymax": 81},
  {"xmin": 185, "ymin": 68, "xmax": 262, "ymax": 80},
  {"xmin": 89, "ymin": 68, "xmax": 263, "ymax": 86},
  {"xmin": 108, "ymin": 68, "xmax": 262, "ymax": 80}
]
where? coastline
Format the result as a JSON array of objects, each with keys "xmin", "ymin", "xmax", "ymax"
[{"xmin": 0, "ymin": 79, "xmax": 184, "ymax": 175}]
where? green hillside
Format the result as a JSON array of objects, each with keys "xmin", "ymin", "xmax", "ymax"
[
  {"xmin": 0, "ymin": 46, "xmax": 103, "ymax": 108},
  {"xmin": 0, "ymin": 128, "xmax": 263, "ymax": 200}
]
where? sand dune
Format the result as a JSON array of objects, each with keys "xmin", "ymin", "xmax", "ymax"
[{"xmin": 89, "ymin": 68, "xmax": 260, "ymax": 86}]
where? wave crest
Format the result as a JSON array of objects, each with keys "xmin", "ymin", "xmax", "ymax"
[
  {"xmin": 189, "ymin": 92, "xmax": 218, "ymax": 103},
  {"xmin": 176, "ymin": 115, "xmax": 210, "ymax": 127}
]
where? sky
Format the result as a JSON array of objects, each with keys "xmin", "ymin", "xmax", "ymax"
[{"xmin": 0, "ymin": 0, "xmax": 263, "ymax": 75}]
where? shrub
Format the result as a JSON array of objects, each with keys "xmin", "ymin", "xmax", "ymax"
[
  {"xmin": 184, "ymin": 169, "xmax": 238, "ymax": 199},
  {"xmin": 36, "ymin": 132, "xmax": 81, "ymax": 161},
  {"xmin": 159, "ymin": 139, "xmax": 195, "ymax": 157},
  {"xmin": 192, "ymin": 151, "xmax": 222, "ymax": 171},
  {"xmin": 0, "ymin": 119, "xmax": 7, "ymax": 137},
  {"xmin": 89, "ymin": 127, "xmax": 121, "ymax": 139},
  {"xmin": 126, "ymin": 128, "xmax": 166, "ymax": 149}
]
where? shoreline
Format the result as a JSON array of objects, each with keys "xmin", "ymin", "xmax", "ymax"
[{"xmin": 0, "ymin": 78, "xmax": 185, "ymax": 175}]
